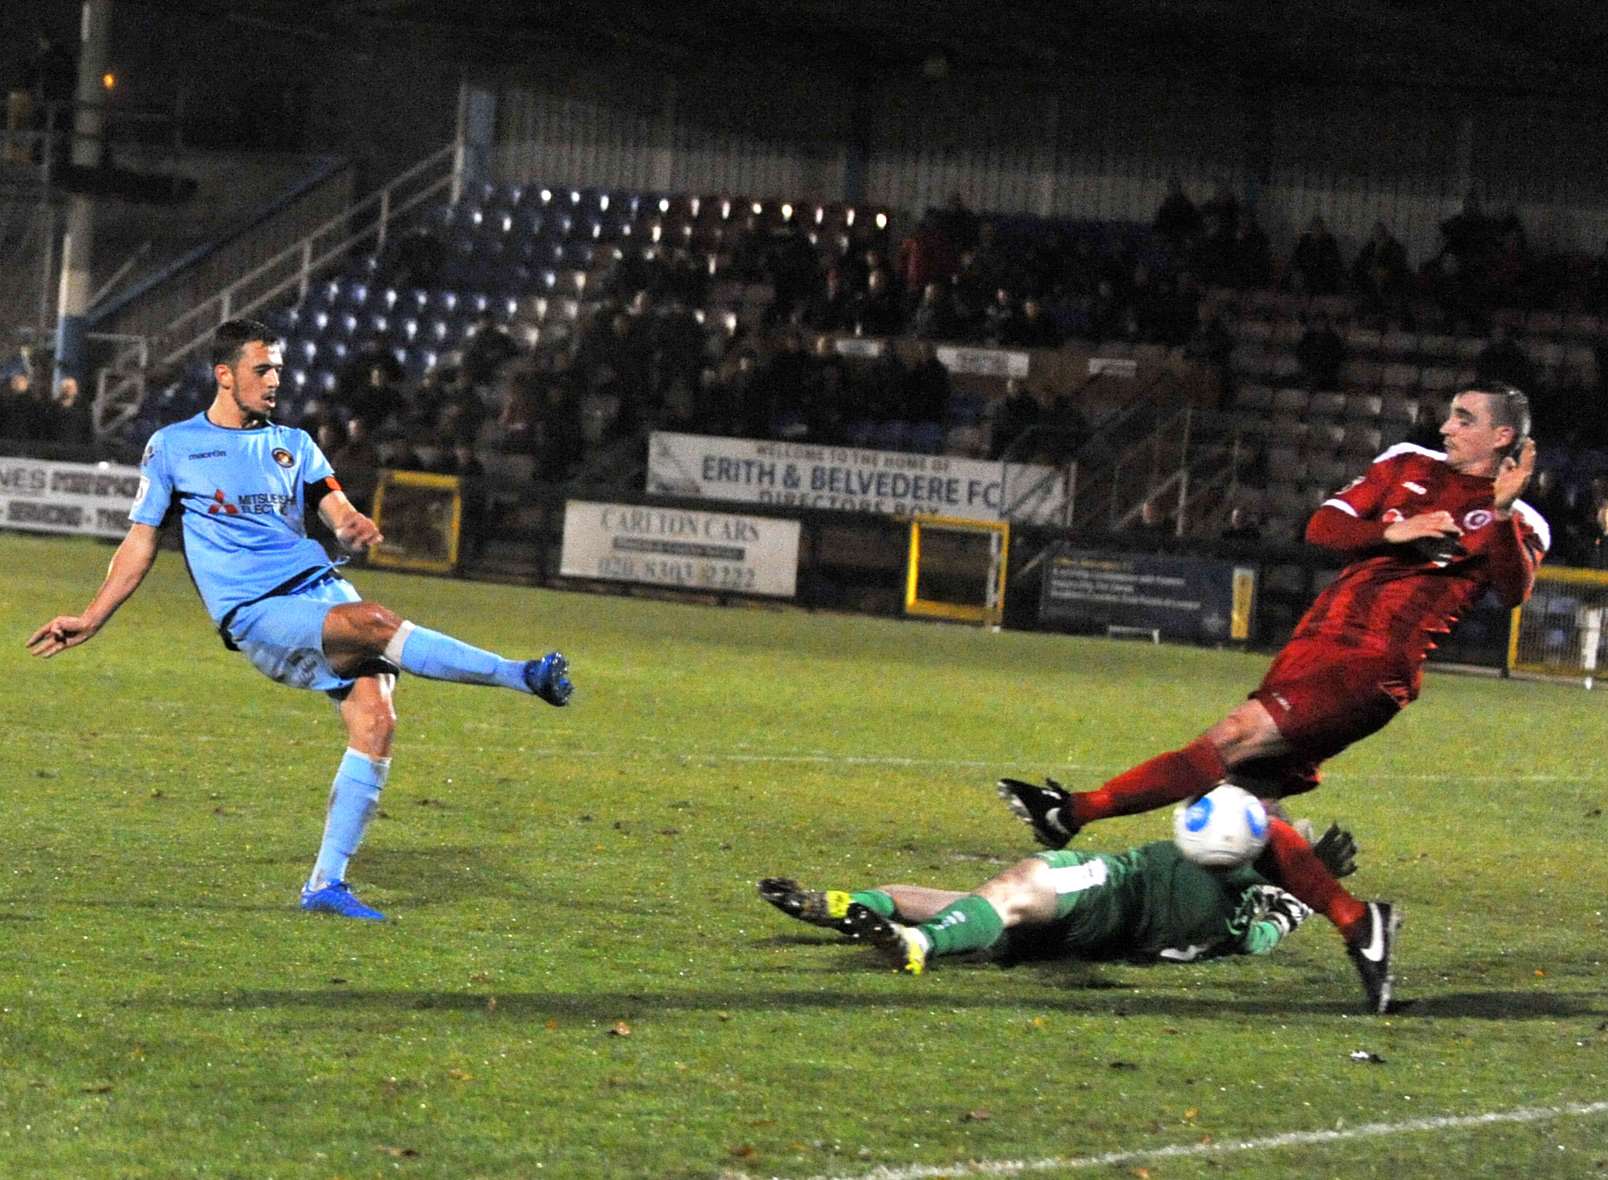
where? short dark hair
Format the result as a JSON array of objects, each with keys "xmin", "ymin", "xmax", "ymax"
[
  {"xmin": 1463, "ymin": 381, "xmax": 1531, "ymax": 444},
  {"xmin": 210, "ymin": 318, "xmax": 279, "ymax": 369}
]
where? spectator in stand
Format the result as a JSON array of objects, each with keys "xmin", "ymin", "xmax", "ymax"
[
  {"xmin": 1351, "ymin": 221, "xmax": 1412, "ymax": 320},
  {"xmin": 1475, "ymin": 323, "xmax": 1536, "ymax": 393},
  {"xmin": 807, "ymin": 336, "xmax": 854, "ymax": 443},
  {"xmin": 461, "ymin": 312, "xmax": 521, "ymax": 392},
  {"xmin": 1042, "ymin": 393, "xmax": 1090, "ymax": 464},
  {"xmin": 381, "ymin": 430, "xmax": 426, "ymax": 474},
  {"xmin": 1437, "ymin": 192, "xmax": 1498, "ymax": 275},
  {"xmin": 533, "ymin": 366, "xmax": 586, "ymax": 482},
  {"xmin": 1220, "ymin": 504, "xmax": 1264, "ymax": 545},
  {"xmin": 1089, "ymin": 278, "xmax": 1127, "ymax": 342},
  {"xmin": 1132, "ymin": 494, "xmax": 1175, "ymax": 548},
  {"xmin": 1201, "ymin": 183, "xmax": 1241, "ymax": 237},
  {"xmin": 909, "ymin": 280, "xmax": 961, "ymax": 342},
  {"xmin": 1230, "ymin": 213, "xmax": 1273, "ymax": 290},
  {"xmin": 896, "ymin": 208, "xmax": 962, "ymax": 298},
  {"xmin": 801, "ymin": 267, "xmax": 856, "ymax": 334},
  {"xmin": 1296, "ymin": 312, "xmax": 1347, "ymax": 390},
  {"xmin": 328, "ymin": 416, "xmax": 381, "ymax": 513},
  {"xmin": 937, "ymin": 193, "xmax": 981, "ymax": 254},
  {"xmin": 765, "ymin": 217, "xmax": 822, "ymax": 327},
  {"xmin": 980, "ymin": 287, "xmax": 1018, "ymax": 347},
  {"xmin": 1, "ymin": 369, "xmax": 42, "ymax": 439},
  {"xmin": 1183, "ymin": 303, "xmax": 1236, "ymax": 406},
  {"xmin": 1003, "ymin": 296, "xmax": 1064, "ymax": 349},
  {"xmin": 852, "ymin": 267, "xmax": 904, "ymax": 338},
  {"xmin": 988, "ymin": 379, "xmax": 1041, "ymax": 460},
  {"xmin": 1153, "ymin": 176, "xmax": 1203, "ymax": 251},
  {"xmin": 438, "ymin": 439, "xmax": 488, "ymax": 561},
  {"xmin": 1188, "ymin": 207, "xmax": 1238, "ymax": 289},
  {"xmin": 385, "ymin": 225, "xmax": 445, "ymax": 289},
  {"xmin": 757, "ymin": 332, "xmax": 815, "ymax": 440},
  {"xmin": 858, "ymin": 347, "xmax": 909, "ymax": 427},
  {"xmin": 336, "ymin": 342, "xmax": 404, "ymax": 433},
  {"xmin": 1526, "ymin": 467, "xmax": 1586, "ymax": 565},
  {"xmin": 901, "ymin": 343, "xmax": 951, "ymax": 427},
  {"xmin": 946, "ymin": 250, "xmax": 993, "ymax": 340},
  {"xmin": 651, "ymin": 297, "xmax": 707, "ymax": 402},
  {"xmin": 50, "ymin": 375, "xmax": 92, "ymax": 445},
  {"xmin": 1287, "ymin": 216, "xmax": 1345, "ymax": 296}
]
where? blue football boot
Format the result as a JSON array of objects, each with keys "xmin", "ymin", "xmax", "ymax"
[
  {"xmin": 300, "ymin": 880, "xmax": 386, "ymax": 921},
  {"xmin": 524, "ymin": 651, "xmax": 573, "ymax": 706}
]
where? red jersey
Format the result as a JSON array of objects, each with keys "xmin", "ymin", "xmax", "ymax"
[{"xmin": 1291, "ymin": 444, "xmax": 1549, "ymax": 665}]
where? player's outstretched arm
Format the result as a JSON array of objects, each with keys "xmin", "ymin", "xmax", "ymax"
[
  {"xmin": 317, "ymin": 489, "xmax": 384, "ymax": 553},
  {"xmin": 26, "ymin": 523, "xmax": 161, "ymax": 658},
  {"xmin": 1492, "ymin": 437, "xmax": 1537, "ymax": 514}
]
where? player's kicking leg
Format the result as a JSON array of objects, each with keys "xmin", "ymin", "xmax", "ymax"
[{"xmin": 324, "ymin": 605, "xmax": 574, "ymax": 706}]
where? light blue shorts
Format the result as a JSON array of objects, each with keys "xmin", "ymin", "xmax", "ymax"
[{"xmin": 227, "ymin": 573, "xmax": 362, "ymax": 694}]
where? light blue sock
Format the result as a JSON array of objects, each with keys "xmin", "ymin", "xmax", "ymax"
[
  {"xmin": 385, "ymin": 620, "xmax": 530, "ymax": 692},
  {"xmin": 307, "ymin": 748, "xmax": 390, "ymax": 891}
]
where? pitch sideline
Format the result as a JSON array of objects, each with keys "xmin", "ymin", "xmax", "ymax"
[{"xmin": 746, "ymin": 1099, "xmax": 1608, "ymax": 1180}]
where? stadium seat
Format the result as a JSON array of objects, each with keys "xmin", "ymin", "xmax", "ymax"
[
  {"xmin": 1271, "ymin": 387, "xmax": 1309, "ymax": 416},
  {"xmin": 1380, "ymin": 394, "xmax": 1418, "ymax": 427},
  {"xmin": 1344, "ymin": 325, "xmax": 1382, "ymax": 354},
  {"xmin": 1417, "ymin": 333, "xmax": 1456, "ymax": 360},
  {"xmin": 1526, "ymin": 310, "xmax": 1563, "ymax": 336},
  {"xmin": 874, "ymin": 420, "xmax": 911, "ymax": 451},
  {"xmin": 1309, "ymin": 390, "xmax": 1348, "ymax": 420},
  {"xmin": 1233, "ymin": 384, "xmax": 1274, "ymax": 414},
  {"xmin": 1340, "ymin": 359, "xmax": 1382, "ymax": 389},
  {"xmin": 1379, "ymin": 329, "xmax": 1418, "ymax": 357},
  {"xmin": 1418, "ymin": 366, "xmax": 1458, "ymax": 393},
  {"xmin": 1307, "ymin": 453, "xmax": 1349, "ymax": 487},
  {"xmin": 1343, "ymin": 392, "xmax": 1383, "ymax": 420},
  {"xmin": 1380, "ymin": 362, "xmax": 1420, "ymax": 390},
  {"xmin": 908, "ymin": 421, "xmax": 944, "ymax": 454},
  {"xmin": 1342, "ymin": 425, "xmax": 1383, "ymax": 456},
  {"xmin": 1306, "ymin": 420, "xmax": 1346, "ymax": 451},
  {"xmin": 1563, "ymin": 313, "xmax": 1601, "ymax": 339}
]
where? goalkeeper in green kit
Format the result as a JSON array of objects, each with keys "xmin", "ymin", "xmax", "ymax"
[{"xmin": 759, "ymin": 824, "xmax": 1356, "ymax": 974}]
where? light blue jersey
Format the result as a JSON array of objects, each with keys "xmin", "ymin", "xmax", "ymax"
[{"xmin": 129, "ymin": 412, "xmax": 340, "ymax": 625}]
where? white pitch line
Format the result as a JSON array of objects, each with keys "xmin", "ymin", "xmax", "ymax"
[
  {"xmin": 757, "ymin": 1099, "xmax": 1608, "ymax": 1180},
  {"xmin": 4, "ymin": 724, "xmax": 1586, "ymax": 781}
]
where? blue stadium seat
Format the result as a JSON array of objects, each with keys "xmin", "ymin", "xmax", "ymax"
[
  {"xmin": 908, "ymin": 422, "xmax": 944, "ymax": 454},
  {"xmin": 875, "ymin": 420, "xmax": 911, "ymax": 451}
]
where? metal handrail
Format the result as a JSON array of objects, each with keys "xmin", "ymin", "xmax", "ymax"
[
  {"xmin": 150, "ymin": 143, "xmax": 458, "ymax": 368},
  {"xmin": 94, "ymin": 142, "xmax": 461, "ymax": 436}
]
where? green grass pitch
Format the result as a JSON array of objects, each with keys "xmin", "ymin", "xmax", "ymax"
[{"xmin": 2, "ymin": 531, "xmax": 1604, "ymax": 1178}]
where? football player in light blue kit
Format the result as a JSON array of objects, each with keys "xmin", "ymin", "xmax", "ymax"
[{"xmin": 27, "ymin": 319, "xmax": 573, "ymax": 921}]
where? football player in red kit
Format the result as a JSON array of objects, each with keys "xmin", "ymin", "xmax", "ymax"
[{"xmin": 999, "ymin": 385, "xmax": 1545, "ymax": 1012}]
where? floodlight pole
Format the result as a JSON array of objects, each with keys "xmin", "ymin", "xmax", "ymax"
[{"xmin": 53, "ymin": 0, "xmax": 112, "ymax": 393}]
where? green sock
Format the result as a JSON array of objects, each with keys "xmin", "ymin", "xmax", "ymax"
[
  {"xmin": 850, "ymin": 889, "xmax": 896, "ymax": 918},
  {"xmin": 920, "ymin": 896, "xmax": 1005, "ymax": 957}
]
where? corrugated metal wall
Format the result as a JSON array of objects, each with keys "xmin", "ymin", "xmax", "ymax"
[{"xmin": 493, "ymin": 61, "xmax": 1608, "ymax": 263}]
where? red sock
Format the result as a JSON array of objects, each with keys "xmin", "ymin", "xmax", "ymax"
[
  {"xmin": 1255, "ymin": 818, "xmax": 1367, "ymax": 940},
  {"xmin": 1066, "ymin": 736, "xmax": 1227, "ymax": 826}
]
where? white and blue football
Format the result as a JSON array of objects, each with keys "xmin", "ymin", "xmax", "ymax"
[{"xmin": 1173, "ymin": 783, "xmax": 1270, "ymax": 867}]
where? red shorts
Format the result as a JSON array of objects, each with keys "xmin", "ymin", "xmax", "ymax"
[{"xmin": 1240, "ymin": 637, "xmax": 1416, "ymax": 798}]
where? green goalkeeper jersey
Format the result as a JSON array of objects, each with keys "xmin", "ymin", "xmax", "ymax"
[{"xmin": 1007, "ymin": 841, "xmax": 1287, "ymax": 964}]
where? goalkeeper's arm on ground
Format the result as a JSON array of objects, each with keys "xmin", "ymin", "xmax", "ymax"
[{"xmin": 1234, "ymin": 885, "xmax": 1315, "ymax": 955}]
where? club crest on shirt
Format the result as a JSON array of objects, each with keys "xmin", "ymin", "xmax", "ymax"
[
  {"xmin": 271, "ymin": 447, "xmax": 295, "ymax": 468},
  {"xmin": 1462, "ymin": 508, "xmax": 1493, "ymax": 531}
]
